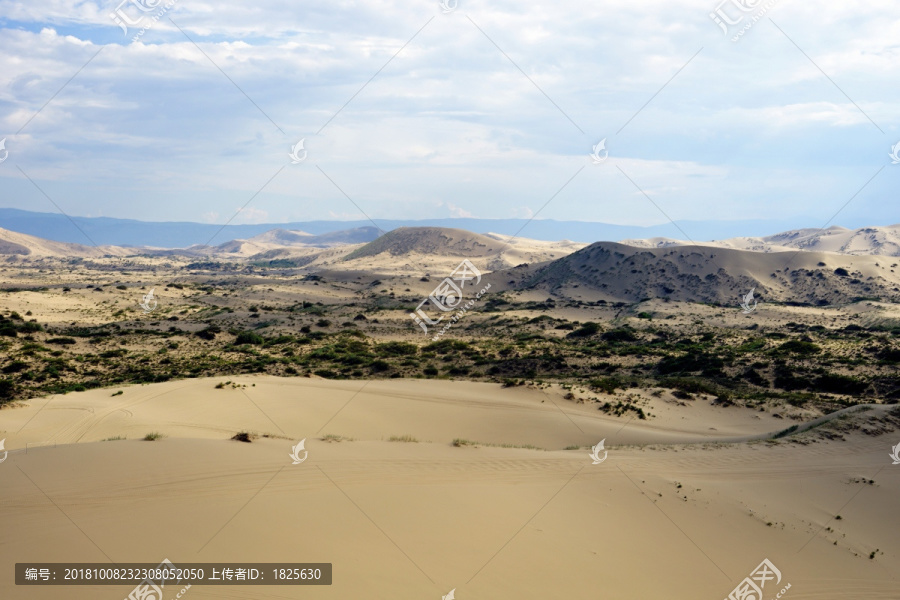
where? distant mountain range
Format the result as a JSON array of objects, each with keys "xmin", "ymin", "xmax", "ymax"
[{"xmin": 0, "ymin": 207, "xmax": 842, "ymax": 248}]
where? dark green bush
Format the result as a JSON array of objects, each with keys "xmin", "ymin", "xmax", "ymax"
[
  {"xmin": 2, "ymin": 361, "xmax": 28, "ymax": 374},
  {"xmin": 813, "ymin": 373, "xmax": 867, "ymax": 395},
  {"xmin": 602, "ymin": 328, "xmax": 637, "ymax": 343},
  {"xmin": 235, "ymin": 331, "xmax": 264, "ymax": 345},
  {"xmin": 776, "ymin": 340, "xmax": 821, "ymax": 356},
  {"xmin": 376, "ymin": 342, "xmax": 418, "ymax": 356},
  {"xmin": 567, "ymin": 322, "xmax": 601, "ymax": 338}
]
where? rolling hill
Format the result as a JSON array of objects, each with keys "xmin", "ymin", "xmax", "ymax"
[
  {"xmin": 520, "ymin": 241, "xmax": 900, "ymax": 305},
  {"xmin": 0, "ymin": 227, "xmax": 129, "ymax": 258}
]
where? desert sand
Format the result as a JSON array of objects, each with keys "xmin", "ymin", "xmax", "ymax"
[
  {"xmin": 2, "ymin": 224, "xmax": 900, "ymax": 599},
  {"xmin": 621, "ymin": 224, "xmax": 900, "ymax": 257},
  {"xmin": 1, "ymin": 377, "xmax": 897, "ymax": 599}
]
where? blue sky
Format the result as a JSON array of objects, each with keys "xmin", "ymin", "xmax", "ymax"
[{"xmin": 0, "ymin": 0, "xmax": 897, "ymax": 234}]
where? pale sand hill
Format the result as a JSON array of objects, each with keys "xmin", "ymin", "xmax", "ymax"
[
  {"xmin": 1, "ymin": 377, "xmax": 897, "ymax": 599},
  {"xmin": 339, "ymin": 227, "xmax": 586, "ymax": 275},
  {"xmin": 218, "ymin": 227, "xmax": 383, "ymax": 256},
  {"xmin": 622, "ymin": 224, "xmax": 900, "ymax": 256},
  {"xmin": 247, "ymin": 228, "xmax": 315, "ymax": 244},
  {"xmin": 0, "ymin": 227, "xmax": 130, "ymax": 258}
]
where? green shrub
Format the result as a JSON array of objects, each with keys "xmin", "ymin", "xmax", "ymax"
[
  {"xmin": 2, "ymin": 361, "xmax": 28, "ymax": 374},
  {"xmin": 657, "ymin": 353, "xmax": 724, "ymax": 375},
  {"xmin": 659, "ymin": 377, "xmax": 721, "ymax": 397},
  {"xmin": 776, "ymin": 340, "xmax": 821, "ymax": 356},
  {"xmin": 235, "ymin": 331, "xmax": 264, "ymax": 345},
  {"xmin": 813, "ymin": 373, "xmax": 867, "ymax": 395},
  {"xmin": 589, "ymin": 377, "xmax": 623, "ymax": 394},
  {"xmin": 376, "ymin": 341, "xmax": 418, "ymax": 356},
  {"xmin": 424, "ymin": 339, "xmax": 469, "ymax": 354},
  {"xmin": 602, "ymin": 328, "xmax": 637, "ymax": 343},
  {"xmin": 0, "ymin": 378, "xmax": 15, "ymax": 402},
  {"xmin": 567, "ymin": 322, "xmax": 601, "ymax": 338}
]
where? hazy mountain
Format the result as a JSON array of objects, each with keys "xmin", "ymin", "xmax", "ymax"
[{"xmin": 0, "ymin": 207, "xmax": 825, "ymax": 248}]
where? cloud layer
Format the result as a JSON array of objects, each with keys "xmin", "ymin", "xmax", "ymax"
[{"xmin": 0, "ymin": 0, "xmax": 897, "ymax": 233}]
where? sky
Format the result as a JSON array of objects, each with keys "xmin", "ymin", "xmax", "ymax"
[{"xmin": 0, "ymin": 0, "xmax": 898, "ymax": 236}]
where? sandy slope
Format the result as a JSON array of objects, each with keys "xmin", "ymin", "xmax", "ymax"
[
  {"xmin": 338, "ymin": 227, "xmax": 586, "ymax": 274},
  {"xmin": 1, "ymin": 377, "xmax": 898, "ymax": 599},
  {"xmin": 0, "ymin": 227, "xmax": 130, "ymax": 258},
  {"xmin": 622, "ymin": 224, "xmax": 900, "ymax": 256},
  {"xmin": 524, "ymin": 241, "xmax": 900, "ymax": 305}
]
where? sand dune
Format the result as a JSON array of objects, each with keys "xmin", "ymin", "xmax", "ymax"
[
  {"xmin": 1, "ymin": 377, "xmax": 898, "ymax": 599},
  {"xmin": 339, "ymin": 227, "xmax": 586, "ymax": 274},
  {"xmin": 623, "ymin": 224, "xmax": 900, "ymax": 257},
  {"xmin": 0, "ymin": 227, "xmax": 130, "ymax": 258},
  {"xmin": 522, "ymin": 241, "xmax": 900, "ymax": 305},
  {"xmin": 217, "ymin": 227, "xmax": 383, "ymax": 255}
]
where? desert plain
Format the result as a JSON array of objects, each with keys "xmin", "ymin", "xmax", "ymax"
[{"xmin": 0, "ymin": 225, "xmax": 899, "ymax": 599}]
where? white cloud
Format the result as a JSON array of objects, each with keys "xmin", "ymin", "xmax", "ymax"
[
  {"xmin": 0, "ymin": 0, "xmax": 896, "ymax": 229},
  {"xmin": 233, "ymin": 206, "xmax": 268, "ymax": 223}
]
